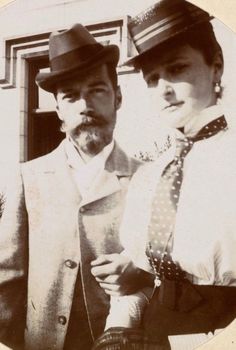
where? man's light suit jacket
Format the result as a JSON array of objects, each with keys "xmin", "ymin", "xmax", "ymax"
[{"xmin": 0, "ymin": 140, "xmax": 141, "ymax": 350}]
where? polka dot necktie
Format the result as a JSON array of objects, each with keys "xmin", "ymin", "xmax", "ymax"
[{"xmin": 146, "ymin": 116, "xmax": 227, "ymax": 287}]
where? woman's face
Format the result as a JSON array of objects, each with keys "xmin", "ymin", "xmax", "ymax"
[{"xmin": 143, "ymin": 44, "xmax": 222, "ymax": 129}]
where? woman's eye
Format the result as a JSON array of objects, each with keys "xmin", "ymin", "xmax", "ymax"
[
  {"xmin": 169, "ymin": 64, "xmax": 188, "ymax": 75},
  {"xmin": 147, "ymin": 74, "xmax": 159, "ymax": 87}
]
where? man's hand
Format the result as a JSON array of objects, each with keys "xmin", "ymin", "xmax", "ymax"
[{"xmin": 91, "ymin": 253, "xmax": 144, "ymax": 296}]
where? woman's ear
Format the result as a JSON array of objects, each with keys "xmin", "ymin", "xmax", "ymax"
[
  {"xmin": 213, "ymin": 51, "xmax": 224, "ymax": 83},
  {"xmin": 55, "ymin": 104, "xmax": 63, "ymax": 121},
  {"xmin": 115, "ymin": 85, "xmax": 122, "ymax": 110}
]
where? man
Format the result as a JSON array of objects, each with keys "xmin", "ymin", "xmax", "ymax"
[{"xmin": 0, "ymin": 23, "xmax": 141, "ymax": 350}]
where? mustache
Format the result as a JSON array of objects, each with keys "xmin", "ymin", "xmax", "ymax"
[
  {"xmin": 61, "ymin": 112, "xmax": 108, "ymax": 134},
  {"xmin": 79, "ymin": 112, "xmax": 108, "ymax": 128}
]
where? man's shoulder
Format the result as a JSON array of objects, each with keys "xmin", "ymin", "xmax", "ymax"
[
  {"xmin": 22, "ymin": 141, "xmax": 65, "ymax": 173},
  {"xmin": 108, "ymin": 143, "xmax": 143, "ymax": 176},
  {"xmin": 123, "ymin": 151, "xmax": 142, "ymax": 173}
]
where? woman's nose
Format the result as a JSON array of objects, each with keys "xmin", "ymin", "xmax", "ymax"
[{"xmin": 158, "ymin": 78, "xmax": 174, "ymax": 97}]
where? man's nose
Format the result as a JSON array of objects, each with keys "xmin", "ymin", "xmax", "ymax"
[{"xmin": 76, "ymin": 96, "xmax": 93, "ymax": 115}]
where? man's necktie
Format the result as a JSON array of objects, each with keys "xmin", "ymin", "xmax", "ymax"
[{"xmin": 146, "ymin": 116, "xmax": 227, "ymax": 287}]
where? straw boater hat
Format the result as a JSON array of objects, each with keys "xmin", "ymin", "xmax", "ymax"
[
  {"xmin": 36, "ymin": 23, "xmax": 119, "ymax": 92},
  {"xmin": 124, "ymin": 0, "xmax": 212, "ymax": 67}
]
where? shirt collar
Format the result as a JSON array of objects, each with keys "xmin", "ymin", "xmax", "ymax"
[{"xmin": 182, "ymin": 104, "xmax": 224, "ymax": 138}]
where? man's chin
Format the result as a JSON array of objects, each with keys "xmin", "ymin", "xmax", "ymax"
[
  {"xmin": 71, "ymin": 132, "xmax": 111, "ymax": 156},
  {"xmin": 81, "ymin": 140, "xmax": 106, "ymax": 156}
]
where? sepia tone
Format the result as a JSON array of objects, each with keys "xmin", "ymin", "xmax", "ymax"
[{"xmin": 0, "ymin": 1, "xmax": 236, "ymax": 349}]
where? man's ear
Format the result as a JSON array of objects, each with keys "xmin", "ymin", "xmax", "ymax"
[
  {"xmin": 115, "ymin": 85, "xmax": 122, "ymax": 110},
  {"xmin": 213, "ymin": 51, "xmax": 224, "ymax": 83}
]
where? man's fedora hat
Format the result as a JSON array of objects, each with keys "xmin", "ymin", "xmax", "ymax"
[
  {"xmin": 36, "ymin": 23, "xmax": 119, "ymax": 92},
  {"xmin": 124, "ymin": 0, "xmax": 212, "ymax": 66}
]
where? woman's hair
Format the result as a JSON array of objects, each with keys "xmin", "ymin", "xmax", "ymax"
[{"xmin": 137, "ymin": 21, "xmax": 223, "ymax": 69}]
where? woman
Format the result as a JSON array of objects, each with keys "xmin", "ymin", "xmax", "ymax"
[{"xmin": 93, "ymin": 0, "xmax": 236, "ymax": 348}]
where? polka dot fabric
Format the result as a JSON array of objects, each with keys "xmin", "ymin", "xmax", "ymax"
[{"xmin": 146, "ymin": 116, "xmax": 227, "ymax": 286}]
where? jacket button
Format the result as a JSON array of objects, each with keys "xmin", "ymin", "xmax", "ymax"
[
  {"xmin": 58, "ymin": 316, "xmax": 67, "ymax": 325},
  {"xmin": 65, "ymin": 259, "xmax": 77, "ymax": 269}
]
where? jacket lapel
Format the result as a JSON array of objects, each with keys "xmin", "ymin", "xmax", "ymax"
[
  {"xmin": 80, "ymin": 142, "xmax": 134, "ymax": 206},
  {"xmin": 42, "ymin": 140, "xmax": 82, "ymax": 208},
  {"xmin": 42, "ymin": 141, "xmax": 136, "ymax": 207}
]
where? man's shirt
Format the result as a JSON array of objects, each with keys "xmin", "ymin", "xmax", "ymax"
[{"xmin": 65, "ymin": 138, "xmax": 114, "ymax": 198}]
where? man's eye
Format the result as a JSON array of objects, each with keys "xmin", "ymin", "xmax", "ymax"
[
  {"xmin": 91, "ymin": 87, "xmax": 106, "ymax": 94},
  {"xmin": 63, "ymin": 93, "xmax": 76, "ymax": 100}
]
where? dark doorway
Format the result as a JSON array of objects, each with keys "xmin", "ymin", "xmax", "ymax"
[{"xmin": 27, "ymin": 55, "xmax": 63, "ymax": 161}]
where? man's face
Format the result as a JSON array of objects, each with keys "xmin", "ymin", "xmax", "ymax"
[
  {"xmin": 56, "ymin": 64, "xmax": 121, "ymax": 156},
  {"xmin": 143, "ymin": 44, "xmax": 220, "ymax": 129}
]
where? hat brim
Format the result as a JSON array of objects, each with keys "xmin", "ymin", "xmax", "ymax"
[
  {"xmin": 122, "ymin": 16, "xmax": 213, "ymax": 68},
  {"xmin": 36, "ymin": 45, "xmax": 119, "ymax": 93}
]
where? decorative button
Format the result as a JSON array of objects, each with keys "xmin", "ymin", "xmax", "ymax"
[
  {"xmin": 64, "ymin": 259, "xmax": 77, "ymax": 269},
  {"xmin": 58, "ymin": 316, "xmax": 67, "ymax": 325}
]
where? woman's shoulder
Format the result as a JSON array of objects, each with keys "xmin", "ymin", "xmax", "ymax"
[
  {"xmin": 130, "ymin": 148, "xmax": 174, "ymax": 187},
  {"xmin": 216, "ymin": 123, "xmax": 236, "ymax": 153}
]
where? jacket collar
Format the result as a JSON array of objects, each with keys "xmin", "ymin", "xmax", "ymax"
[
  {"xmin": 46, "ymin": 139, "xmax": 134, "ymax": 174},
  {"xmin": 81, "ymin": 142, "xmax": 138, "ymax": 206},
  {"xmin": 105, "ymin": 142, "xmax": 137, "ymax": 177},
  {"xmin": 42, "ymin": 139, "xmax": 138, "ymax": 206}
]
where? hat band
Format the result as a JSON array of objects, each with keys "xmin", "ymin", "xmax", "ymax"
[
  {"xmin": 50, "ymin": 43, "xmax": 103, "ymax": 71},
  {"xmin": 134, "ymin": 7, "xmax": 208, "ymax": 51},
  {"xmin": 133, "ymin": 11, "xmax": 182, "ymax": 42}
]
